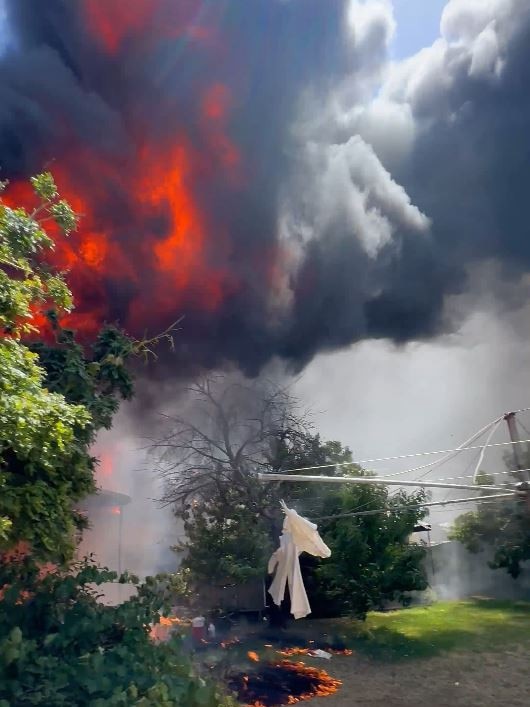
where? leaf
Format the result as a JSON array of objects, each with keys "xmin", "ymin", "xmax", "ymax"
[
  {"xmin": 194, "ymin": 684, "xmax": 214, "ymax": 706},
  {"xmin": 9, "ymin": 626, "xmax": 23, "ymax": 645},
  {"xmin": 3, "ymin": 647, "xmax": 20, "ymax": 665}
]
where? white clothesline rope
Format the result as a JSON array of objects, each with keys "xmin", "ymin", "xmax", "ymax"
[
  {"xmin": 394, "ymin": 416, "xmax": 503, "ymax": 480},
  {"xmin": 312, "ymin": 492, "xmax": 516, "ymax": 521},
  {"xmin": 427, "ymin": 467, "xmax": 530, "ymax": 484},
  {"xmin": 256, "ymin": 473, "xmax": 510, "ymax": 492},
  {"xmin": 270, "ymin": 437, "xmax": 530, "ymax": 476},
  {"xmin": 345, "ymin": 468, "xmax": 530, "ymax": 487},
  {"xmin": 267, "ymin": 407, "xmax": 530, "ymax": 477}
]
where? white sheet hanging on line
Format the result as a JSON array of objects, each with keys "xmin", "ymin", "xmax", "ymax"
[{"xmin": 268, "ymin": 501, "xmax": 331, "ymax": 619}]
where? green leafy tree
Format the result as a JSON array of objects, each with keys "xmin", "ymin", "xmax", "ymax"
[
  {"xmin": 31, "ymin": 319, "xmax": 135, "ymax": 431},
  {"xmin": 276, "ymin": 442, "xmax": 427, "ymax": 619},
  {"xmin": 0, "ymin": 556, "xmax": 235, "ymax": 706},
  {"xmin": 0, "ymin": 174, "xmax": 236, "ymax": 706},
  {"xmin": 0, "ymin": 174, "xmax": 92, "ymax": 560},
  {"xmin": 449, "ymin": 456, "xmax": 530, "ymax": 577},
  {"xmin": 0, "ymin": 173, "xmax": 76, "ymax": 332},
  {"xmin": 0, "ymin": 173, "xmax": 176, "ymax": 562},
  {"xmin": 154, "ymin": 377, "xmax": 428, "ymax": 618},
  {"xmin": 304, "ymin": 484, "xmax": 428, "ymax": 618},
  {"xmin": 274, "ymin": 436, "xmax": 356, "ymax": 516},
  {"xmin": 177, "ymin": 487, "xmax": 272, "ymax": 587},
  {"xmin": 31, "ymin": 313, "xmax": 177, "ymax": 434}
]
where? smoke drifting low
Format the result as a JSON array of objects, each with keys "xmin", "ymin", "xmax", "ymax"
[{"xmin": 2, "ymin": 1, "xmax": 530, "ymax": 377}]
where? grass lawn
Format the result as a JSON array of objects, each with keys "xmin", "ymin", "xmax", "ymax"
[
  {"xmin": 348, "ymin": 599, "xmax": 530, "ymax": 660},
  {"xmin": 306, "ymin": 600, "xmax": 530, "ymax": 706},
  {"xmin": 301, "ymin": 600, "xmax": 530, "ymax": 706},
  {"xmin": 189, "ymin": 599, "xmax": 530, "ymax": 663},
  {"xmin": 195, "ymin": 599, "xmax": 530, "ymax": 667}
]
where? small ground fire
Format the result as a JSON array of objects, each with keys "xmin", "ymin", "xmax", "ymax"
[{"xmin": 229, "ymin": 660, "xmax": 341, "ymax": 707}]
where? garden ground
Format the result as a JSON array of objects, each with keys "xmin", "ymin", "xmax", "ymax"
[
  {"xmin": 185, "ymin": 599, "xmax": 530, "ymax": 706},
  {"xmin": 307, "ymin": 599, "xmax": 530, "ymax": 707}
]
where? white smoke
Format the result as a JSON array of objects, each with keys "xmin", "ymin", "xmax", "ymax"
[{"xmin": 79, "ymin": 406, "xmax": 182, "ymax": 582}]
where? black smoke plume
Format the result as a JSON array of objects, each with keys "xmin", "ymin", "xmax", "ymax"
[{"xmin": 1, "ymin": 0, "xmax": 529, "ymax": 376}]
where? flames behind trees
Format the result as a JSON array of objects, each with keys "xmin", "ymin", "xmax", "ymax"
[
  {"xmin": 0, "ymin": 0, "xmax": 346, "ymax": 376},
  {"xmin": 0, "ymin": 0, "xmax": 490, "ymax": 377}
]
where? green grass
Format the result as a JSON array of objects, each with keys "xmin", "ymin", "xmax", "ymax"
[
  {"xmin": 175, "ymin": 600, "xmax": 530, "ymax": 667},
  {"xmin": 349, "ymin": 599, "xmax": 530, "ymax": 660}
]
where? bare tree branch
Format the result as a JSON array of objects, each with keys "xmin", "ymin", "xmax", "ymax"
[{"xmin": 149, "ymin": 374, "xmax": 312, "ymax": 515}]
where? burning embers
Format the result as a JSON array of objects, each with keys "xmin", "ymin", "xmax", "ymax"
[
  {"xmin": 278, "ymin": 647, "xmax": 353, "ymax": 658},
  {"xmin": 229, "ymin": 660, "xmax": 341, "ymax": 707}
]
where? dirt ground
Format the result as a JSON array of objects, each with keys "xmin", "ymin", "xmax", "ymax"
[{"xmin": 310, "ymin": 645, "xmax": 530, "ymax": 707}]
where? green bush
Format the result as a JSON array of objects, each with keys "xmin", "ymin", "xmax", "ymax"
[{"xmin": 0, "ymin": 556, "xmax": 234, "ymax": 706}]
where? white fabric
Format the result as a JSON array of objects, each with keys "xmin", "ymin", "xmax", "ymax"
[{"xmin": 268, "ymin": 503, "xmax": 331, "ymax": 619}]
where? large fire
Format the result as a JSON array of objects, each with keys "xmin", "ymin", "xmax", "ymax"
[
  {"xmin": 4, "ymin": 0, "xmax": 436, "ymax": 375},
  {"xmin": 2, "ymin": 1, "xmax": 252, "ymax": 346},
  {"xmin": 4, "ymin": 134, "xmax": 239, "ymax": 339}
]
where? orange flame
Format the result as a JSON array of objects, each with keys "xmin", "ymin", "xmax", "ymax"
[
  {"xmin": 247, "ymin": 651, "xmax": 260, "ymax": 663},
  {"xmin": 4, "ymin": 121, "xmax": 240, "ymax": 339},
  {"xmin": 83, "ymin": 0, "xmax": 153, "ymax": 55},
  {"xmin": 276, "ymin": 661, "xmax": 342, "ymax": 703},
  {"xmin": 236, "ymin": 660, "xmax": 342, "ymax": 707},
  {"xmin": 98, "ymin": 453, "xmax": 113, "ymax": 479},
  {"xmin": 2, "ymin": 1, "xmax": 245, "ymax": 344},
  {"xmin": 159, "ymin": 615, "xmax": 189, "ymax": 627}
]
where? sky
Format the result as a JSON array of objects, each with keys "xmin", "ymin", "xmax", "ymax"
[{"xmin": 391, "ymin": 0, "xmax": 448, "ymax": 57}]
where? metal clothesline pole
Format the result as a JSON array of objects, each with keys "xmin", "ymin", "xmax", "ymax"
[{"xmin": 255, "ymin": 473, "xmax": 511, "ymax": 493}]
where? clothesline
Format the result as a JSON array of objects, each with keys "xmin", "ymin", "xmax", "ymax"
[
  {"xmin": 311, "ymin": 492, "xmax": 516, "ymax": 521},
  {"xmin": 265, "ymin": 408, "xmax": 530, "ymax": 478},
  {"xmin": 388, "ymin": 415, "xmax": 503, "ymax": 480},
  {"xmin": 256, "ymin": 472, "xmax": 509, "ymax": 493},
  {"xmin": 398, "ymin": 467, "xmax": 530, "ymax": 484},
  {"xmin": 266, "ymin": 437, "xmax": 530, "ymax": 476},
  {"xmin": 258, "ymin": 465, "xmax": 529, "ymax": 487},
  {"xmin": 377, "ymin": 408, "xmax": 529, "ymax": 480}
]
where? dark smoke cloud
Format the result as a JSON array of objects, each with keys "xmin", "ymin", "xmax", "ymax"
[
  {"xmin": 397, "ymin": 1, "xmax": 530, "ymax": 275},
  {"xmin": 1, "ymin": 0, "xmax": 529, "ymax": 377},
  {"xmin": 279, "ymin": 0, "xmax": 530, "ymax": 363}
]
